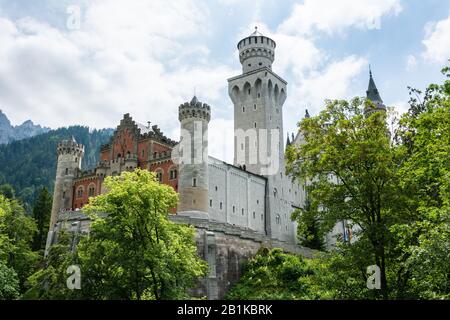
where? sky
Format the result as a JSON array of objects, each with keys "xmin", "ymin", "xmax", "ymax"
[{"xmin": 0, "ymin": 0, "xmax": 449, "ymax": 162}]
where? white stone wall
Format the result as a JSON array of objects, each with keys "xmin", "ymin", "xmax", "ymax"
[{"xmin": 208, "ymin": 156, "xmax": 266, "ymax": 234}]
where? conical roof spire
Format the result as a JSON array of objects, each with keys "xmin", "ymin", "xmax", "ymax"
[
  {"xmin": 190, "ymin": 96, "xmax": 198, "ymax": 105},
  {"xmin": 305, "ymin": 109, "xmax": 310, "ymax": 118},
  {"xmin": 366, "ymin": 66, "xmax": 383, "ymax": 103}
]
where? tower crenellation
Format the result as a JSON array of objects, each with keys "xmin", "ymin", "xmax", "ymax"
[{"xmin": 238, "ymin": 27, "xmax": 276, "ymax": 74}]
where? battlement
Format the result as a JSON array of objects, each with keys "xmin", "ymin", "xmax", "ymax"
[
  {"xmin": 57, "ymin": 137, "xmax": 85, "ymax": 156},
  {"xmin": 178, "ymin": 96, "xmax": 211, "ymax": 122},
  {"xmin": 237, "ymin": 28, "xmax": 275, "ymax": 73}
]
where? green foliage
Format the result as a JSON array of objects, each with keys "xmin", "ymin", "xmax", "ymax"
[
  {"xmin": 0, "ymin": 260, "xmax": 20, "ymax": 300},
  {"xmin": 284, "ymin": 64, "xmax": 450, "ymax": 300},
  {"xmin": 0, "ymin": 126, "xmax": 112, "ymax": 211},
  {"xmin": 292, "ymin": 199, "xmax": 325, "ymax": 250},
  {"xmin": 226, "ymin": 248, "xmax": 314, "ymax": 300},
  {"xmin": 27, "ymin": 169, "xmax": 208, "ymax": 300},
  {"xmin": 0, "ymin": 184, "xmax": 15, "ymax": 200},
  {"xmin": 0, "ymin": 195, "xmax": 38, "ymax": 292},
  {"xmin": 23, "ymin": 231, "xmax": 79, "ymax": 300},
  {"xmin": 32, "ymin": 187, "xmax": 52, "ymax": 251},
  {"xmin": 389, "ymin": 64, "xmax": 450, "ymax": 299},
  {"xmin": 286, "ymin": 97, "xmax": 403, "ymax": 298}
]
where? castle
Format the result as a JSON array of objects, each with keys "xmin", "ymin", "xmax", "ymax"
[{"xmin": 46, "ymin": 29, "xmax": 385, "ymax": 299}]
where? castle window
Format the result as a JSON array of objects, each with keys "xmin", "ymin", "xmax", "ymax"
[
  {"xmin": 210, "ymin": 199, "xmax": 212, "ymax": 207},
  {"xmin": 192, "ymin": 178, "xmax": 197, "ymax": 187},
  {"xmin": 253, "ymin": 212, "xmax": 255, "ymax": 219},
  {"xmin": 257, "ymin": 93, "xmax": 260, "ymax": 98},
  {"xmin": 63, "ymin": 191, "xmax": 66, "ymax": 199},
  {"xmin": 248, "ymin": 89, "xmax": 251, "ymax": 95},
  {"xmin": 276, "ymin": 215, "xmax": 281, "ymax": 224},
  {"xmin": 259, "ymin": 62, "xmax": 262, "ymax": 66},
  {"xmin": 248, "ymin": 64, "xmax": 251, "ymax": 67},
  {"xmin": 142, "ymin": 150, "xmax": 145, "ymax": 157},
  {"xmin": 220, "ymin": 202, "xmax": 223, "ymax": 210},
  {"xmin": 88, "ymin": 185, "xmax": 95, "ymax": 197},
  {"xmin": 256, "ymin": 200, "xmax": 259, "ymax": 204},
  {"xmin": 261, "ymin": 214, "xmax": 264, "ymax": 221},
  {"xmin": 232, "ymin": 206, "xmax": 235, "ymax": 213},
  {"xmin": 215, "ymin": 186, "xmax": 218, "ymax": 191},
  {"xmin": 242, "ymin": 106, "xmax": 245, "ymax": 113},
  {"xmin": 65, "ymin": 168, "xmax": 68, "ymax": 175},
  {"xmin": 156, "ymin": 170, "xmax": 163, "ymax": 183},
  {"xmin": 153, "ymin": 152, "xmax": 157, "ymax": 159},
  {"xmin": 242, "ymin": 208, "xmax": 244, "ymax": 215},
  {"xmin": 169, "ymin": 168, "xmax": 177, "ymax": 180},
  {"xmin": 75, "ymin": 158, "xmax": 78, "ymax": 163},
  {"xmin": 254, "ymin": 104, "xmax": 257, "ymax": 110},
  {"xmin": 76, "ymin": 187, "xmax": 83, "ymax": 198},
  {"xmin": 254, "ymin": 122, "xmax": 257, "ymax": 128}
]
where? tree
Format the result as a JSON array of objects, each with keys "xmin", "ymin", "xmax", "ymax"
[
  {"xmin": 226, "ymin": 248, "xmax": 314, "ymax": 300},
  {"xmin": 30, "ymin": 169, "xmax": 206, "ymax": 300},
  {"xmin": 0, "ymin": 260, "xmax": 20, "ymax": 300},
  {"xmin": 0, "ymin": 195, "xmax": 38, "ymax": 292},
  {"xmin": 389, "ymin": 65, "xmax": 450, "ymax": 299},
  {"xmin": 32, "ymin": 187, "xmax": 52, "ymax": 251},
  {"xmin": 23, "ymin": 231, "xmax": 79, "ymax": 300},
  {"xmin": 0, "ymin": 184, "xmax": 15, "ymax": 200},
  {"xmin": 286, "ymin": 98, "xmax": 408, "ymax": 299},
  {"xmin": 291, "ymin": 198, "xmax": 325, "ymax": 251}
]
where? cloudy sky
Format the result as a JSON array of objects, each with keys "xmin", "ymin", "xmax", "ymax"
[{"xmin": 0, "ymin": 0, "xmax": 449, "ymax": 161}]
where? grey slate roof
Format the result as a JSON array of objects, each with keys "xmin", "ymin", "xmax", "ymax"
[{"xmin": 366, "ymin": 69, "xmax": 383, "ymax": 103}]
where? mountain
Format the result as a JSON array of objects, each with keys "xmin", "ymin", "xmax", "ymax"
[
  {"xmin": 0, "ymin": 125, "xmax": 113, "ymax": 211},
  {"xmin": 0, "ymin": 110, "xmax": 51, "ymax": 145}
]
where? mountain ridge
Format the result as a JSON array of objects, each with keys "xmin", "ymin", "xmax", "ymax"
[{"xmin": 0, "ymin": 109, "xmax": 51, "ymax": 144}]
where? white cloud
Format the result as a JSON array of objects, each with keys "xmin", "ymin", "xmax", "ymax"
[
  {"xmin": 279, "ymin": 0, "xmax": 402, "ymax": 36},
  {"xmin": 287, "ymin": 55, "xmax": 367, "ymax": 116},
  {"xmin": 422, "ymin": 13, "xmax": 450, "ymax": 64},
  {"xmin": 406, "ymin": 54, "xmax": 417, "ymax": 71},
  {"xmin": 0, "ymin": 0, "xmax": 234, "ymax": 136}
]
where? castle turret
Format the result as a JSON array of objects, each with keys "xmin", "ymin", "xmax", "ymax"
[
  {"xmin": 49, "ymin": 137, "xmax": 84, "ymax": 230},
  {"xmin": 229, "ymin": 28, "xmax": 286, "ymax": 176},
  {"xmin": 177, "ymin": 96, "xmax": 211, "ymax": 217},
  {"xmin": 365, "ymin": 67, "xmax": 386, "ymax": 115},
  {"xmin": 237, "ymin": 27, "xmax": 276, "ymax": 74}
]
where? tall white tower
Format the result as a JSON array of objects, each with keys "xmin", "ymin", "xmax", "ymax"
[
  {"xmin": 228, "ymin": 28, "xmax": 294, "ymax": 242},
  {"xmin": 177, "ymin": 96, "xmax": 211, "ymax": 218}
]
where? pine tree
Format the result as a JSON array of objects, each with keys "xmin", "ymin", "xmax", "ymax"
[{"xmin": 32, "ymin": 187, "xmax": 52, "ymax": 251}]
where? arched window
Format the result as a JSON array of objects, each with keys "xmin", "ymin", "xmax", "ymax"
[
  {"xmin": 88, "ymin": 183, "xmax": 96, "ymax": 197},
  {"xmin": 76, "ymin": 186, "xmax": 84, "ymax": 198},
  {"xmin": 169, "ymin": 167, "xmax": 178, "ymax": 180},
  {"xmin": 65, "ymin": 168, "xmax": 69, "ymax": 175},
  {"xmin": 276, "ymin": 214, "xmax": 281, "ymax": 224},
  {"xmin": 155, "ymin": 169, "xmax": 163, "ymax": 183}
]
